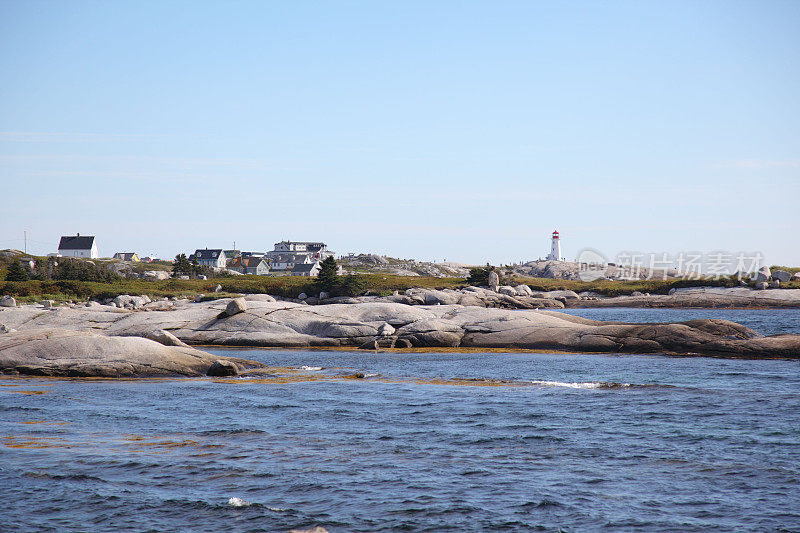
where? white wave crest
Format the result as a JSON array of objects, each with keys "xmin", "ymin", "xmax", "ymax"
[
  {"xmin": 530, "ymin": 380, "xmax": 630, "ymax": 389},
  {"xmin": 300, "ymin": 366, "xmax": 323, "ymax": 371},
  {"xmin": 227, "ymin": 497, "xmax": 251, "ymax": 507}
]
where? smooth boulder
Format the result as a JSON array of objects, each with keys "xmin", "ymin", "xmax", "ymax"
[
  {"xmin": 225, "ymin": 298, "xmax": 247, "ymax": 316},
  {"xmin": 0, "ymin": 296, "xmax": 16, "ymax": 307},
  {"xmin": 0, "ymin": 329, "xmax": 262, "ymax": 377},
  {"xmin": 772, "ymin": 270, "xmax": 791, "ymax": 283},
  {"xmin": 244, "ymin": 294, "xmax": 276, "ymax": 302},
  {"xmin": 488, "ymin": 271, "xmax": 500, "ymax": 291},
  {"xmin": 143, "ymin": 270, "xmax": 170, "ymax": 281},
  {"xmin": 146, "ymin": 329, "xmax": 189, "ymax": 347},
  {"xmin": 752, "ymin": 266, "xmax": 771, "ymax": 282},
  {"xmin": 207, "ymin": 359, "xmax": 239, "ymax": 377}
]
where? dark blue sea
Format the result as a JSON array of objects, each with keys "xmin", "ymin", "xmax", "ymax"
[
  {"xmin": 559, "ymin": 307, "xmax": 800, "ymax": 336},
  {"xmin": 2, "ymin": 309, "xmax": 800, "ymax": 532}
]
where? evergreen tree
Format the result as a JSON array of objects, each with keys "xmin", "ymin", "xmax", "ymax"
[
  {"xmin": 337, "ymin": 274, "xmax": 366, "ymax": 296},
  {"xmin": 191, "ymin": 256, "xmax": 203, "ymax": 277},
  {"xmin": 5, "ymin": 260, "xmax": 29, "ymax": 282},
  {"xmin": 315, "ymin": 256, "xmax": 339, "ymax": 292},
  {"xmin": 172, "ymin": 254, "xmax": 193, "ymax": 277},
  {"xmin": 466, "ymin": 264, "xmax": 491, "ymax": 286}
]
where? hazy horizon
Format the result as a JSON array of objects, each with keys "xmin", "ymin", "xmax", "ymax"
[{"xmin": 2, "ymin": 1, "xmax": 798, "ymax": 266}]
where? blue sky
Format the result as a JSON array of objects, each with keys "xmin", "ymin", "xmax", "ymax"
[{"xmin": 1, "ymin": 1, "xmax": 798, "ymax": 265}]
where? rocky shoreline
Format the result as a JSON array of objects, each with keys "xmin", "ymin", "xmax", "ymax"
[
  {"xmin": 2, "ymin": 295, "xmax": 799, "ymax": 376},
  {"xmin": 570, "ymin": 287, "xmax": 800, "ymax": 309},
  {"xmin": 316, "ymin": 286, "xmax": 800, "ymax": 309}
]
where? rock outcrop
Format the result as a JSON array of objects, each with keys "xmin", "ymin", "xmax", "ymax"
[
  {"xmin": 385, "ymin": 287, "xmax": 565, "ymax": 310},
  {"xmin": 338, "ymin": 255, "xmax": 469, "ymax": 278},
  {"xmin": 0, "ymin": 299, "xmax": 797, "ymax": 358},
  {"xmin": 0, "ymin": 329, "xmax": 263, "ymax": 377},
  {"xmin": 509, "ymin": 260, "xmax": 681, "ymax": 280},
  {"xmin": 568, "ymin": 287, "xmax": 800, "ymax": 309}
]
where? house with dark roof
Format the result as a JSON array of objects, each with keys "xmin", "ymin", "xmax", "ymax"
[
  {"xmin": 58, "ymin": 234, "xmax": 98, "ymax": 258},
  {"xmin": 113, "ymin": 252, "xmax": 140, "ymax": 262},
  {"xmin": 194, "ymin": 248, "xmax": 227, "ymax": 268},
  {"xmin": 230, "ymin": 257, "xmax": 269, "ymax": 276},
  {"xmin": 291, "ymin": 261, "xmax": 321, "ymax": 277},
  {"xmin": 266, "ymin": 240, "xmax": 334, "ymax": 271},
  {"xmin": 268, "ymin": 253, "xmax": 313, "ymax": 272}
]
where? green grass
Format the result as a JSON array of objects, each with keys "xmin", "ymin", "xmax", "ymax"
[
  {"xmin": 771, "ymin": 265, "xmax": 800, "ymax": 275},
  {"xmin": 0, "ymin": 274, "xmax": 466, "ymax": 302},
  {"xmin": 2, "ymin": 250, "xmax": 798, "ymax": 303},
  {"xmin": 513, "ymin": 276, "xmax": 800, "ymax": 295}
]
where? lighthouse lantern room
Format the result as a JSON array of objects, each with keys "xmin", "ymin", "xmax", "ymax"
[{"xmin": 546, "ymin": 230, "xmax": 564, "ymax": 261}]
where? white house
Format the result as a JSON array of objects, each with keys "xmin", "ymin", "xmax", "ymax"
[
  {"xmin": 58, "ymin": 234, "xmax": 98, "ymax": 258},
  {"xmin": 194, "ymin": 249, "xmax": 227, "ymax": 268}
]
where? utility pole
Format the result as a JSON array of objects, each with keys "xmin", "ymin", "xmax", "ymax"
[{"xmin": 24, "ymin": 231, "xmax": 27, "ymax": 254}]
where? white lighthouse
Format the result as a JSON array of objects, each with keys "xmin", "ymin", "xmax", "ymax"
[{"xmin": 546, "ymin": 230, "xmax": 564, "ymax": 261}]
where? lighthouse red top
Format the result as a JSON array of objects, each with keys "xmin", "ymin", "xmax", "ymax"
[{"xmin": 552, "ymin": 230, "xmax": 559, "ymax": 238}]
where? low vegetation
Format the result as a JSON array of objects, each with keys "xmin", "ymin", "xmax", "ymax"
[{"xmin": 1, "ymin": 251, "xmax": 796, "ymax": 303}]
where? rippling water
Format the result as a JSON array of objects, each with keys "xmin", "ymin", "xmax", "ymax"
[
  {"xmin": 2, "ymin": 311, "xmax": 800, "ymax": 531},
  {"xmin": 559, "ymin": 307, "xmax": 800, "ymax": 336}
]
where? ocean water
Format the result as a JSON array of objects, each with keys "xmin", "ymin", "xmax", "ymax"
[
  {"xmin": 559, "ymin": 307, "xmax": 800, "ymax": 336},
  {"xmin": 2, "ymin": 310, "xmax": 800, "ymax": 532}
]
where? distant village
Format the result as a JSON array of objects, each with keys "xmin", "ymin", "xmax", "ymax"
[
  {"xmin": 52, "ymin": 234, "xmax": 339, "ymax": 277},
  {"xmin": 8, "ymin": 231, "xmax": 798, "ymax": 284}
]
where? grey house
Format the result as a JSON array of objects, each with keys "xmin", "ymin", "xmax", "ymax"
[
  {"xmin": 231, "ymin": 257, "xmax": 269, "ymax": 275},
  {"xmin": 194, "ymin": 249, "xmax": 227, "ymax": 268},
  {"xmin": 291, "ymin": 261, "xmax": 321, "ymax": 277}
]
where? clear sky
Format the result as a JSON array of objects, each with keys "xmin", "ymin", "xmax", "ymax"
[{"xmin": 1, "ymin": 1, "xmax": 798, "ymax": 266}]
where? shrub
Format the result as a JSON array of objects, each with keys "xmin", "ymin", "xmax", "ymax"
[
  {"xmin": 336, "ymin": 274, "xmax": 367, "ymax": 297},
  {"xmin": 4, "ymin": 261, "xmax": 28, "ymax": 281},
  {"xmin": 466, "ymin": 265, "xmax": 491, "ymax": 286}
]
